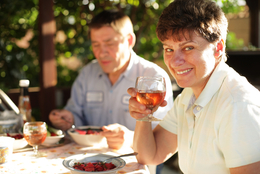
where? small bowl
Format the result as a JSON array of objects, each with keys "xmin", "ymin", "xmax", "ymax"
[
  {"xmin": 42, "ymin": 134, "xmax": 65, "ymax": 146},
  {"xmin": 63, "ymin": 153, "xmax": 126, "ymax": 174},
  {"xmin": 13, "ymin": 137, "xmax": 28, "ymax": 149},
  {"xmin": 68, "ymin": 126, "xmax": 105, "ymax": 146},
  {"xmin": 4, "ymin": 133, "xmax": 28, "ymax": 150}
]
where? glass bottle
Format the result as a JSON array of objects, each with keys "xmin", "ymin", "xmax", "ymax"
[{"xmin": 18, "ymin": 79, "xmax": 32, "ymax": 123}]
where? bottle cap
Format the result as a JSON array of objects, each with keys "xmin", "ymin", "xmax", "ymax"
[{"xmin": 19, "ymin": 79, "xmax": 30, "ymax": 87}]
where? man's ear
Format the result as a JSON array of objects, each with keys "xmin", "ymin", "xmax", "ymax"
[
  {"xmin": 127, "ymin": 33, "xmax": 136, "ymax": 49},
  {"xmin": 215, "ymin": 39, "xmax": 224, "ymax": 58}
]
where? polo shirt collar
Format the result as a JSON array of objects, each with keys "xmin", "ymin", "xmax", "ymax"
[
  {"xmin": 122, "ymin": 49, "xmax": 135, "ymax": 80},
  {"xmin": 195, "ymin": 60, "xmax": 229, "ymax": 108},
  {"xmin": 181, "ymin": 60, "xmax": 229, "ymax": 115}
]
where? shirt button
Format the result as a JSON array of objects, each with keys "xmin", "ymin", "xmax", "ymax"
[{"xmin": 196, "ymin": 107, "xmax": 201, "ymax": 111}]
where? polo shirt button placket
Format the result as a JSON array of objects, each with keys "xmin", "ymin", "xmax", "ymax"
[{"xmin": 109, "ymin": 89, "xmax": 113, "ymax": 115}]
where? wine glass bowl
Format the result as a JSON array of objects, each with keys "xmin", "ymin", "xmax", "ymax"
[
  {"xmin": 135, "ymin": 76, "xmax": 166, "ymax": 122},
  {"xmin": 23, "ymin": 121, "xmax": 47, "ymax": 157}
]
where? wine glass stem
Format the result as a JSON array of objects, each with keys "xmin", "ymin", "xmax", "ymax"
[
  {"xmin": 147, "ymin": 114, "xmax": 153, "ymax": 119},
  {"xmin": 33, "ymin": 145, "xmax": 38, "ymax": 156}
]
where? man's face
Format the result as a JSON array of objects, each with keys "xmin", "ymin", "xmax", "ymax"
[
  {"xmin": 90, "ymin": 26, "xmax": 131, "ymax": 75},
  {"xmin": 162, "ymin": 31, "xmax": 219, "ymax": 97}
]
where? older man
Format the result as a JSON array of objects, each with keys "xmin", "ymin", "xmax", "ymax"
[{"xmin": 49, "ymin": 9, "xmax": 174, "ymax": 152}]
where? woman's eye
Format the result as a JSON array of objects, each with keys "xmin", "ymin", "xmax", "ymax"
[
  {"xmin": 185, "ymin": 46, "xmax": 193, "ymax": 51},
  {"xmin": 165, "ymin": 48, "xmax": 173, "ymax": 52}
]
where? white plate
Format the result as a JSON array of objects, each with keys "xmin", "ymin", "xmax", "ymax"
[{"xmin": 63, "ymin": 153, "xmax": 126, "ymax": 174}]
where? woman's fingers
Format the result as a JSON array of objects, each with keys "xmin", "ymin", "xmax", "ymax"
[
  {"xmin": 127, "ymin": 87, "xmax": 137, "ymax": 97},
  {"xmin": 128, "ymin": 97, "xmax": 151, "ymax": 119},
  {"xmin": 128, "ymin": 87, "xmax": 152, "ymax": 119},
  {"xmin": 160, "ymin": 100, "xmax": 167, "ymax": 107}
]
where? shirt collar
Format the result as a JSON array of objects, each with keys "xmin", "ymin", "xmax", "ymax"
[
  {"xmin": 182, "ymin": 60, "xmax": 229, "ymax": 114},
  {"xmin": 121, "ymin": 49, "xmax": 135, "ymax": 79},
  {"xmin": 195, "ymin": 60, "xmax": 229, "ymax": 107}
]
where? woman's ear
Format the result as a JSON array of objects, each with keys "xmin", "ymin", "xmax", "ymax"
[{"xmin": 215, "ymin": 39, "xmax": 224, "ymax": 58}]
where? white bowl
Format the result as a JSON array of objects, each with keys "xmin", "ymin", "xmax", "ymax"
[
  {"xmin": 4, "ymin": 133, "xmax": 28, "ymax": 150},
  {"xmin": 42, "ymin": 134, "xmax": 65, "ymax": 146},
  {"xmin": 67, "ymin": 126, "xmax": 105, "ymax": 146},
  {"xmin": 13, "ymin": 137, "xmax": 28, "ymax": 149},
  {"xmin": 63, "ymin": 153, "xmax": 126, "ymax": 174}
]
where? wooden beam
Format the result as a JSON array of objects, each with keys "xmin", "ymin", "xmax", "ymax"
[
  {"xmin": 246, "ymin": 0, "xmax": 260, "ymax": 47},
  {"xmin": 38, "ymin": 0, "xmax": 57, "ymax": 125}
]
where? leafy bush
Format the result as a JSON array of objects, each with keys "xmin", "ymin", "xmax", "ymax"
[{"xmin": 0, "ymin": 0, "xmax": 246, "ymax": 92}]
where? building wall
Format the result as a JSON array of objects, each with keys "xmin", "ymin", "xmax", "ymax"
[
  {"xmin": 226, "ymin": 6, "xmax": 250, "ymax": 47},
  {"xmin": 228, "ymin": 17, "xmax": 250, "ymax": 46}
]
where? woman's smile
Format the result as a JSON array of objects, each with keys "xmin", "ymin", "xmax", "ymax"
[
  {"xmin": 163, "ymin": 31, "xmax": 218, "ymax": 97},
  {"xmin": 176, "ymin": 68, "xmax": 192, "ymax": 75}
]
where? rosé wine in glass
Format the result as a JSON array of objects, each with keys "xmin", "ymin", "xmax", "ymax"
[
  {"xmin": 135, "ymin": 76, "xmax": 166, "ymax": 121},
  {"xmin": 136, "ymin": 90, "xmax": 166, "ymax": 110},
  {"xmin": 23, "ymin": 122, "xmax": 47, "ymax": 157}
]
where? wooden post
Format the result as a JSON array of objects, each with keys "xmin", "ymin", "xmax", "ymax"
[
  {"xmin": 246, "ymin": 0, "xmax": 260, "ymax": 47},
  {"xmin": 38, "ymin": 0, "xmax": 57, "ymax": 125}
]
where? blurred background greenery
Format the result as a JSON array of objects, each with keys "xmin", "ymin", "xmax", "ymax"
[{"xmin": 0, "ymin": 0, "xmax": 248, "ymax": 92}]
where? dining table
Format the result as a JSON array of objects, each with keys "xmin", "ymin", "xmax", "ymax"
[{"xmin": 0, "ymin": 136, "xmax": 150, "ymax": 174}]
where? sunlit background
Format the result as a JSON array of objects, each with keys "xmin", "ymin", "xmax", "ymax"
[{"xmin": 0, "ymin": 0, "xmax": 253, "ymax": 92}]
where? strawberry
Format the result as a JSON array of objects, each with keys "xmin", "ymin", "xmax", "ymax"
[
  {"xmin": 86, "ymin": 130, "xmax": 95, "ymax": 134},
  {"xmin": 75, "ymin": 129, "xmax": 86, "ymax": 135},
  {"xmin": 50, "ymin": 132, "xmax": 57, "ymax": 136}
]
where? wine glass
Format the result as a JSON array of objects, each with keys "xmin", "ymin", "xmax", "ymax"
[
  {"xmin": 23, "ymin": 121, "xmax": 47, "ymax": 157},
  {"xmin": 135, "ymin": 76, "xmax": 166, "ymax": 122}
]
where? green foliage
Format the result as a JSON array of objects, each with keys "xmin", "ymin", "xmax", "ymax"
[
  {"xmin": 0, "ymin": 0, "xmax": 246, "ymax": 92},
  {"xmin": 0, "ymin": 0, "xmax": 39, "ymax": 92},
  {"xmin": 217, "ymin": 0, "xmax": 245, "ymax": 14},
  {"xmin": 226, "ymin": 32, "xmax": 245, "ymax": 50}
]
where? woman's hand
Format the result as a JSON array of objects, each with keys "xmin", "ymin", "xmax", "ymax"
[{"xmin": 127, "ymin": 87, "xmax": 167, "ymax": 120}]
